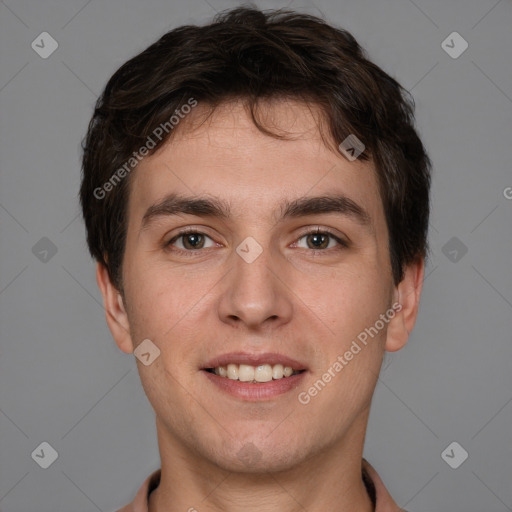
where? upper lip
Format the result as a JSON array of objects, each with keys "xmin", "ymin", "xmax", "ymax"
[{"xmin": 202, "ymin": 352, "xmax": 307, "ymax": 371}]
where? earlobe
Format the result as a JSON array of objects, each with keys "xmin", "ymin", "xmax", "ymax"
[
  {"xmin": 96, "ymin": 262, "xmax": 134, "ymax": 354},
  {"xmin": 385, "ymin": 258, "xmax": 425, "ymax": 352}
]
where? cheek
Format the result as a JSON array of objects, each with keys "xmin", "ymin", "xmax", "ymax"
[
  {"xmin": 124, "ymin": 253, "xmax": 192, "ymax": 328},
  {"xmin": 301, "ymin": 263, "xmax": 390, "ymax": 336},
  {"xmin": 123, "ymin": 262, "xmax": 218, "ymax": 370}
]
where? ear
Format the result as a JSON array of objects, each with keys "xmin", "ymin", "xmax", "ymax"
[
  {"xmin": 385, "ymin": 258, "xmax": 425, "ymax": 352},
  {"xmin": 96, "ymin": 262, "xmax": 134, "ymax": 354}
]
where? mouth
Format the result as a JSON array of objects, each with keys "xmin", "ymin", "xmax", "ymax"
[
  {"xmin": 201, "ymin": 353, "xmax": 307, "ymax": 400},
  {"xmin": 203, "ymin": 364, "xmax": 305, "ymax": 383}
]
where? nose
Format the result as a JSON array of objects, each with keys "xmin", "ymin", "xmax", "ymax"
[{"xmin": 217, "ymin": 244, "xmax": 293, "ymax": 331}]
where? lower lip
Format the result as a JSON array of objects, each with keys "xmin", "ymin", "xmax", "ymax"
[{"xmin": 202, "ymin": 370, "xmax": 307, "ymax": 401}]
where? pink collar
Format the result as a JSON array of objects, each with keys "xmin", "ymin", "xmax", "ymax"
[{"xmin": 117, "ymin": 459, "xmax": 405, "ymax": 512}]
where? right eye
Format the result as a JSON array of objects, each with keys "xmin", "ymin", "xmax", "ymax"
[{"xmin": 165, "ymin": 229, "xmax": 217, "ymax": 252}]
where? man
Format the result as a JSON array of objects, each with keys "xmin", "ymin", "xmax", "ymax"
[{"xmin": 80, "ymin": 7, "xmax": 431, "ymax": 512}]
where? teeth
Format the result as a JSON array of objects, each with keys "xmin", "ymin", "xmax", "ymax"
[
  {"xmin": 227, "ymin": 364, "xmax": 238, "ymax": 380},
  {"xmin": 272, "ymin": 364, "xmax": 284, "ymax": 379},
  {"xmin": 239, "ymin": 364, "xmax": 255, "ymax": 382},
  {"xmin": 254, "ymin": 364, "xmax": 273, "ymax": 382},
  {"xmin": 210, "ymin": 363, "xmax": 301, "ymax": 382}
]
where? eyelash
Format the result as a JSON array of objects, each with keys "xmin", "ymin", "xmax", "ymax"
[{"xmin": 164, "ymin": 227, "xmax": 348, "ymax": 256}]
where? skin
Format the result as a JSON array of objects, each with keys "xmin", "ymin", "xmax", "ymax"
[{"xmin": 97, "ymin": 98, "xmax": 424, "ymax": 512}]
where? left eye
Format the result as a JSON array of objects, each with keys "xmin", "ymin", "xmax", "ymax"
[
  {"xmin": 168, "ymin": 232, "xmax": 216, "ymax": 250},
  {"xmin": 295, "ymin": 231, "xmax": 344, "ymax": 250}
]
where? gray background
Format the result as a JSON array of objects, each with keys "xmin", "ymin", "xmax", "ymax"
[{"xmin": 0, "ymin": 0, "xmax": 511, "ymax": 511}]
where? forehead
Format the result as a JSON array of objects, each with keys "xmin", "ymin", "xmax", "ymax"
[{"xmin": 128, "ymin": 98, "xmax": 384, "ymax": 229}]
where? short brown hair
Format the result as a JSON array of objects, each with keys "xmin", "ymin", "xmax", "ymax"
[{"xmin": 80, "ymin": 7, "xmax": 431, "ymax": 291}]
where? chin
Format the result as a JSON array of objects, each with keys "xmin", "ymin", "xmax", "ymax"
[{"xmin": 211, "ymin": 435, "xmax": 313, "ymax": 474}]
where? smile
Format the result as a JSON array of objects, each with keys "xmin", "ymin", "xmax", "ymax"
[{"xmin": 205, "ymin": 363, "xmax": 304, "ymax": 383}]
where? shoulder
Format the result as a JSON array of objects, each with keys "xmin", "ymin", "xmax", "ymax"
[
  {"xmin": 113, "ymin": 505, "xmax": 133, "ymax": 512},
  {"xmin": 362, "ymin": 459, "xmax": 408, "ymax": 512},
  {"xmin": 111, "ymin": 469, "xmax": 161, "ymax": 512}
]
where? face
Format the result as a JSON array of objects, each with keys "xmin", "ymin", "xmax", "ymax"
[{"xmin": 99, "ymin": 98, "xmax": 422, "ymax": 473}]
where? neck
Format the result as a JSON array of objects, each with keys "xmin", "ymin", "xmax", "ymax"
[{"xmin": 149, "ymin": 412, "xmax": 374, "ymax": 512}]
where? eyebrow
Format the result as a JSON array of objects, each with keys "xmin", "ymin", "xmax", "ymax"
[{"xmin": 140, "ymin": 192, "xmax": 372, "ymax": 231}]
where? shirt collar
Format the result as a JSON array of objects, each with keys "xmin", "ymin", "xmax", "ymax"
[{"xmin": 124, "ymin": 459, "xmax": 405, "ymax": 512}]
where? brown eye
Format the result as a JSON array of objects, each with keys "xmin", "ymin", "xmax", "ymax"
[
  {"xmin": 181, "ymin": 233, "xmax": 205, "ymax": 249},
  {"xmin": 306, "ymin": 232, "xmax": 330, "ymax": 249},
  {"xmin": 295, "ymin": 229, "xmax": 346, "ymax": 251},
  {"xmin": 167, "ymin": 231, "xmax": 215, "ymax": 251}
]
